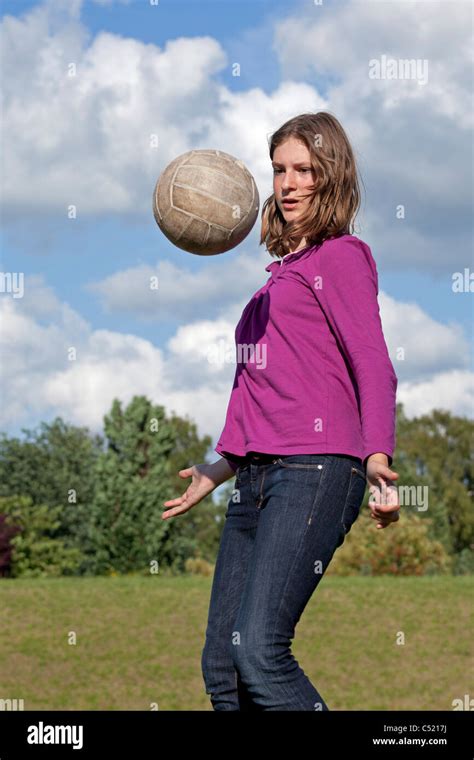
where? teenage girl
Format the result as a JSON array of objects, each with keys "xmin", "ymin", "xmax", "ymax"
[{"xmin": 162, "ymin": 112, "xmax": 400, "ymax": 711}]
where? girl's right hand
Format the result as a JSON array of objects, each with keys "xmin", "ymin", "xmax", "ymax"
[{"xmin": 162, "ymin": 463, "xmax": 218, "ymax": 520}]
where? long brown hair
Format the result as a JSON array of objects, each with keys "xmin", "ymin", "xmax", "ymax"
[{"xmin": 260, "ymin": 112, "xmax": 364, "ymax": 258}]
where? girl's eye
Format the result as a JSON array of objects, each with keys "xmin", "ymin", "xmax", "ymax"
[{"xmin": 272, "ymin": 168, "xmax": 312, "ymax": 174}]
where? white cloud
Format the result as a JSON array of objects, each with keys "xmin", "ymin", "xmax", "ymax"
[
  {"xmin": 379, "ymin": 291, "xmax": 470, "ymax": 378},
  {"xmin": 0, "ymin": 0, "xmax": 328, "ymax": 227},
  {"xmin": 87, "ymin": 245, "xmax": 268, "ymax": 320},
  {"xmin": 88, "ymin": 260, "xmax": 471, "ymax": 380},
  {"xmin": 275, "ymin": 0, "xmax": 472, "ymax": 126},
  {"xmin": 273, "ymin": 0, "xmax": 473, "ymax": 270},
  {"xmin": 2, "ymin": 0, "xmax": 470, "ymax": 271},
  {"xmin": 1, "ymin": 1, "xmax": 228, "ymax": 214},
  {"xmin": 398, "ymin": 370, "xmax": 474, "ymax": 419},
  {"xmin": 0, "ymin": 277, "xmax": 238, "ymax": 444},
  {"xmin": 165, "ymin": 319, "xmax": 240, "ymax": 384}
]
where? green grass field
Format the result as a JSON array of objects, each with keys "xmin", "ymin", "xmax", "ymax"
[{"xmin": 0, "ymin": 575, "xmax": 472, "ymax": 710}]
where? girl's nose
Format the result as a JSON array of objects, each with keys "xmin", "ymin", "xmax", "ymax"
[{"xmin": 281, "ymin": 172, "xmax": 296, "ymax": 189}]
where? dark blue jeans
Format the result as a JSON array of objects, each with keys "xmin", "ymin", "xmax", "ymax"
[{"xmin": 201, "ymin": 453, "xmax": 367, "ymax": 711}]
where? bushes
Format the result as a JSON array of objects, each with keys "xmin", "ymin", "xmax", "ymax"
[
  {"xmin": 184, "ymin": 557, "xmax": 214, "ymax": 576},
  {"xmin": 328, "ymin": 510, "xmax": 453, "ymax": 576},
  {"xmin": 0, "ymin": 496, "xmax": 83, "ymax": 578}
]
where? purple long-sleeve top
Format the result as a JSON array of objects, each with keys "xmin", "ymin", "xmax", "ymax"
[{"xmin": 215, "ymin": 234, "xmax": 398, "ymax": 472}]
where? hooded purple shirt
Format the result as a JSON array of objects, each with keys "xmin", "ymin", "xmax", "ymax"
[{"xmin": 215, "ymin": 234, "xmax": 397, "ymax": 472}]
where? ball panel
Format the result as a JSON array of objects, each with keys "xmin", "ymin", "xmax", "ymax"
[
  {"xmin": 157, "ymin": 204, "xmax": 197, "ymax": 239},
  {"xmin": 175, "ymin": 165, "xmax": 253, "ymax": 209},
  {"xmin": 172, "ymin": 185, "xmax": 242, "ymax": 230}
]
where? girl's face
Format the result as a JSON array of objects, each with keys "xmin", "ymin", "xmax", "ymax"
[{"xmin": 272, "ymin": 137, "xmax": 315, "ymax": 222}]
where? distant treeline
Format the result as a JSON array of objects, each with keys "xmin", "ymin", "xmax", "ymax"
[{"xmin": 0, "ymin": 397, "xmax": 472, "ymax": 577}]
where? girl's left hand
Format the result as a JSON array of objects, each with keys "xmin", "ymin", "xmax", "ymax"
[{"xmin": 366, "ymin": 461, "xmax": 400, "ymax": 530}]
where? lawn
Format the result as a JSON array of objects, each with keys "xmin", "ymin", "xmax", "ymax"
[{"xmin": 0, "ymin": 575, "xmax": 472, "ymax": 710}]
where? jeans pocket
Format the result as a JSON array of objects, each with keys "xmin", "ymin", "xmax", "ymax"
[
  {"xmin": 340, "ymin": 466, "xmax": 367, "ymax": 537},
  {"xmin": 351, "ymin": 464, "xmax": 366, "ymax": 481}
]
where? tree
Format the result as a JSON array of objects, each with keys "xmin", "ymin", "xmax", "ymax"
[
  {"xmin": 83, "ymin": 396, "xmax": 224, "ymax": 575},
  {"xmin": 394, "ymin": 405, "xmax": 474, "ymax": 568},
  {"xmin": 0, "ymin": 512, "xmax": 21, "ymax": 577},
  {"xmin": 164, "ymin": 411, "xmax": 229, "ymax": 566},
  {"xmin": 0, "ymin": 418, "xmax": 102, "ymax": 558}
]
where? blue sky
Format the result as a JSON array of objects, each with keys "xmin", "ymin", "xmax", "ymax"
[{"xmin": 1, "ymin": 0, "xmax": 472, "ymax": 462}]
